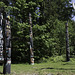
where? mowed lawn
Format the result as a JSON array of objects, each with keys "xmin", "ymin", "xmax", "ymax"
[{"xmin": 0, "ymin": 60, "xmax": 75, "ymax": 75}]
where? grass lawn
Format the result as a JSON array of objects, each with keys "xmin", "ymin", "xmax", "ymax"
[{"xmin": 0, "ymin": 60, "xmax": 75, "ymax": 75}]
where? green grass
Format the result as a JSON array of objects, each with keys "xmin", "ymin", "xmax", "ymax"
[{"xmin": 0, "ymin": 57, "xmax": 75, "ymax": 75}]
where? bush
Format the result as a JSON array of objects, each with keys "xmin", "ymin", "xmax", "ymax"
[
  {"xmin": 38, "ymin": 57, "xmax": 48, "ymax": 63},
  {"xmin": 48, "ymin": 56, "xmax": 65, "ymax": 62}
]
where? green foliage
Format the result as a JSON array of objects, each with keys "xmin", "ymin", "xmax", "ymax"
[
  {"xmin": 38, "ymin": 55, "xmax": 65, "ymax": 63},
  {"xmin": 0, "ymin": 0, "xmax": 75, "ymax": 63},
  {"xmin": 0, "ymin": 2, "xmax": 6, "ymax": 8},
  {"xmin": 38, "ymin": 57, "xmax": 48, "ymax": 63},
  {"xmin": 48, "ymin": 56, "xmax": 65, "ymax": 62}
]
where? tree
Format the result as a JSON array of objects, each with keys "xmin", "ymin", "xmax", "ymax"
[{"xmin": 0, "ymin": 0, "xmax": 74, "ymax": 63}]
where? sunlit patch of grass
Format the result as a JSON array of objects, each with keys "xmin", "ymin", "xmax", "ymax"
[
  {"xmin": 11, "ymin": 61, "xmax": 75, "ymax": 75},
  {"xmin": 0, "ymin": 56, "xmax": 75, "ymax": 75},
  {"xmin": 0, "ymin": 64, "xmax": 3, "ymax": 73}
]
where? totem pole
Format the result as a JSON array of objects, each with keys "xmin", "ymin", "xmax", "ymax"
[
  {"xmin": 0, "ymin": 12, "xmax": 4, "ymax": 63},
  {"xmin": 3, "ymin": 13, "xmax": 11, "ymax": 74},
  {"xmin": 29, "ymin": 13, "xmax": 34, "ymax": 65}
]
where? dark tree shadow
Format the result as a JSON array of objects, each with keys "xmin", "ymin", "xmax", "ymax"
[
  {"xmin": 41, "ymin": 67, "xmax": 54, "ymax": 70},
  {"xmin": 40, "ymin": 67, "xmax": 75, "ymax": 70}
]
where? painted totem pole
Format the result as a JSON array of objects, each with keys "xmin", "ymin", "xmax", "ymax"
[
  {"xmin": 0, "ymin": 12, "xmax": 4, "ymax": 63},
  {"xmin": 29, "ymin": 13, "xmax": 34, "ymax": 65},
  {"xmin": 3, "ymin": 13, "xmax": 11, "ymax": 74}
]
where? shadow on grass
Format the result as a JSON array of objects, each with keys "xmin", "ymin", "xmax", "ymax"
[
  {"xmin": 41, "ymin": 67, "xmax": 54, "ymax": 70},
  {"xmin": 62, "ymin": 63, "xmax": 75, "ymax": 65},
  {"xmin": 40, "ymin": 67, "xmax": 75, "ymax": 70}
]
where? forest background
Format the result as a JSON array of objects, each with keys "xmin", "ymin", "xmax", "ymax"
[{"xmin": 0, "ymin": 0, "xmax": 75, "ymax": 63}]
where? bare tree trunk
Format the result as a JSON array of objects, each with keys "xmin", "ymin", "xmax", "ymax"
[{"xmin": 65, "ymin": 21, "xmax": 70, "ymax": 61}]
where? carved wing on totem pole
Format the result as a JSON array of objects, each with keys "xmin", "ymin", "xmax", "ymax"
[{"xmin": 72, "ymin": 2, "xmax": 75, "ymax": 9}]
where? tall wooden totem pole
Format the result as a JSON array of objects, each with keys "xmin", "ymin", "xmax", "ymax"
[
  {"xmin": 3, "ymin": 13, "xmax": 11, "ymax": 74},
  {"xmin": 29, "ymin": 13, "xmax": 34, "ymax": 65},
  {"xmin": 0, "ymin": 12, "xmax": 4, "ymax": 63}
]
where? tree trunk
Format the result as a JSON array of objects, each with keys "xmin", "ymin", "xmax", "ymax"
[{"xmin": 65, "ymin": 21, "xmax": 70, "ymax": 61}]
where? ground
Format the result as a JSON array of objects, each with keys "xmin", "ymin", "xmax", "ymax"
[{"xmin": 0, "ymin": 57, "xmax": 75, "ymax": 75}]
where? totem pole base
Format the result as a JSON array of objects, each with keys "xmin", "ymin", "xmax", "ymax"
[
  {"xmin": 31, "ymin": 57, "xmax": 34, "ymax": 65},
  {"xmin": 3, "ymin": 58, "xmax": 11, "ymax": 74}
]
